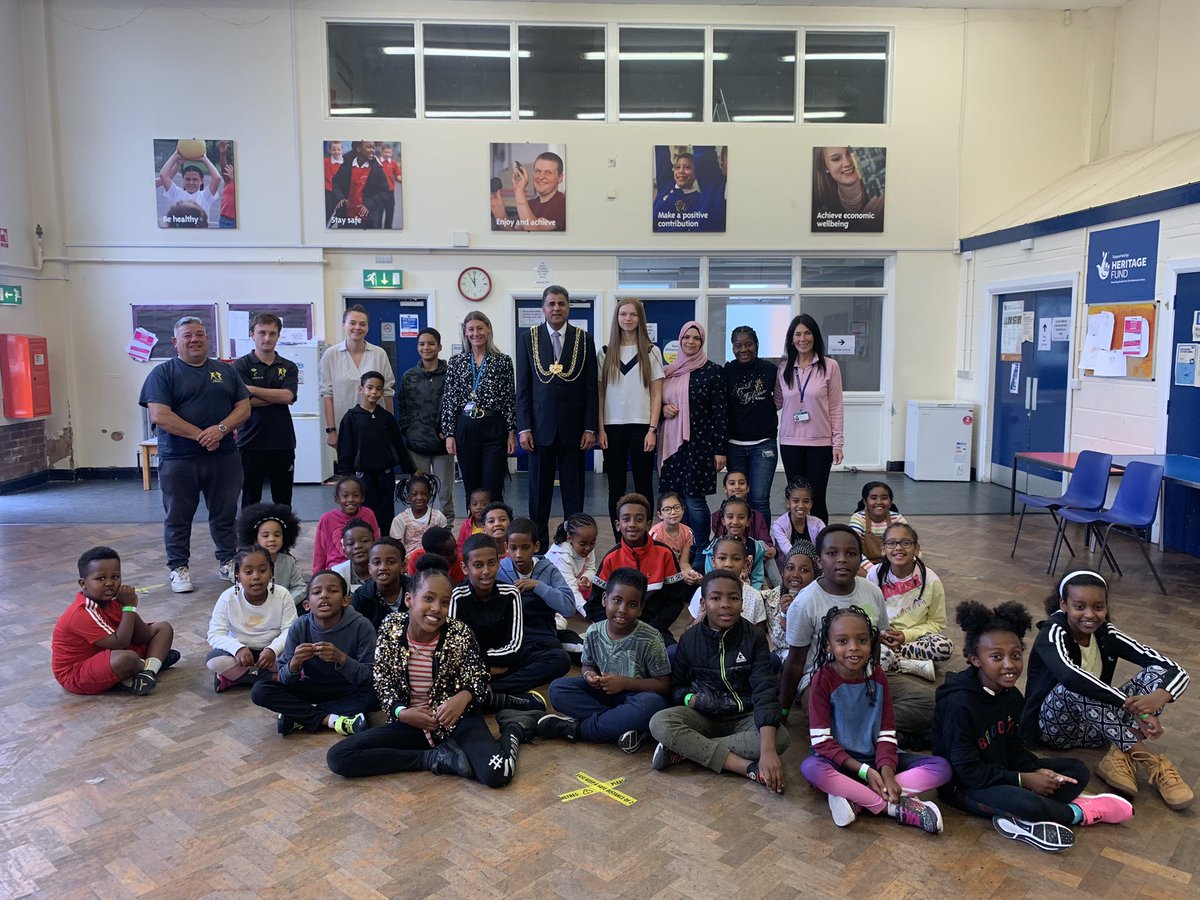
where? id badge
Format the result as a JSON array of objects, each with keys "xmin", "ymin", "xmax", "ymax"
[
  {"xmin": 464, "ymin": 401, "xmax": 477, "ymax": 413},
  {"xmin": 794, "ymin": 409, "xmax": 810, "ymax": 423}
]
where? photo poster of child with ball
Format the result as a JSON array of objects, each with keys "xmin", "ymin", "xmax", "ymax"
[
  {"xmin": 154, "ymin": 139, "xmax": 236, "ymax": 229},
  {"xmin": 651, "ymin": 145, "xmax": 727, "ymax": 233},
  {"xmin": 811, "ymin": 145, "xmax": 886, "ymax": 233},
  {"xmin": 323, "ymin": 140, "xmax": 403, "ymax": 230},
  {"xmin": 489, "ymin": 142, "xmax": 566, "ymax": 232}
]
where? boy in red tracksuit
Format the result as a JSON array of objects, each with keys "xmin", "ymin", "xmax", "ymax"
[{"xmin": 588, "ymin": 493, "xmax": 688, "ymax": 647}]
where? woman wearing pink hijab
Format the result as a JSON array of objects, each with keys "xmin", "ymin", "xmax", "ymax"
[{"xmin": 659, "ymin": 321, "xmax": 727, "ymax": 546}]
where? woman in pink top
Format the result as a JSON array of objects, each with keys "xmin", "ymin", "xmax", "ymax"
[{"xmin": 774, "ymin": 314, "xmax": 844, "ymax": 524}]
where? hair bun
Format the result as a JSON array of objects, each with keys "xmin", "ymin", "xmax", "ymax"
[{"xmin": 415, "ymin": 552, "xmax": 450, "ymax": 574}]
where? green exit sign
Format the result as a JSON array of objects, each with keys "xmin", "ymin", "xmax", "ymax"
[
  {"xmin": 363, "ymin": 269, "xmax": 403, "ymax": 289},
  {"xmin": 0, "ymin": 285, "xmax": 21, "ymax": 305}
]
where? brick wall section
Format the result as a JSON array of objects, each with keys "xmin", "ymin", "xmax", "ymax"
[{"xmin": 0, "ymin": 421, "xmax": 48, "ymax": 482}]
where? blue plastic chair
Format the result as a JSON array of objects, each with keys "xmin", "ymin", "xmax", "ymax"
[
  {"xmin": 1050, "ymin": 461, "xmax": 1166, "ymax": 594},
  {"xmin": 1011, "ymin": 450, "xmax": 1112, "ymax": 560}
]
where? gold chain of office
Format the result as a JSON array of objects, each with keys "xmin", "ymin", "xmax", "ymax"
[{"xmin": 530, "ymin": 326, "xmax": 586, "ymax": 383}]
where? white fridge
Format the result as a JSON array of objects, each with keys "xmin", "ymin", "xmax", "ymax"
[
  {"xmin": 287, "ymin": 342, "xmax": 334, "ymax": 483},
  {"xmin": 904, "ymin": 401, "xmax": 974, "ymax": 482}
]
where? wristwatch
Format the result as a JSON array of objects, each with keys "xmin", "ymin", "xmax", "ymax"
[
  {"xmin": 217, "ymin": 423, "xmax": 228, "ymax": 434},
  {"xmin": 325, "ymin": 427, "xmax": 336, "ymax": 434}
]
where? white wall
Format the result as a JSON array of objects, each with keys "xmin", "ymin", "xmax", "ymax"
[{"xmin": 4, "ymin": 0, "xmax": 1131, "ymax": 470}]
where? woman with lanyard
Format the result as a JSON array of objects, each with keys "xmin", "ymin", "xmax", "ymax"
[
  {"xmin": 440, "ymin": 312, "xmax": 516, "ymax": 502},
  {"xmin": 774, "ymin": 313, "xmax": 844, "ymax": 524},
  {"xmin": 320, "ymin": 304, "xmax": 396, "ymax": 456},
  {"xmin": 659, "ymin": 321, "xmax": 727, "ymax": 547},
  {"xmin": 597, "ymin": 298, "xmax": 664, "ymax": 538}
]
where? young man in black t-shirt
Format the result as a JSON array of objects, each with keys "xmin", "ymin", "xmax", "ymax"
[{"xmin": 234, "ymin": 313, "xmax": 299, "ymax": 507}]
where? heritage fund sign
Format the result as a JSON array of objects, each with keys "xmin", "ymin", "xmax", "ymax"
[{"xmin": 1086, "ymin": 220, "xmax": 1160, "ymax": 304}]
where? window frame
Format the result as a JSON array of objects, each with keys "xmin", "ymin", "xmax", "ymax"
[{"xmin": 799, "ymin": 26, "xmax": 894, "ymax": 127}]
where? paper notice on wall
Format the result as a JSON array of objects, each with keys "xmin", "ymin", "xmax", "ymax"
[
  {"xmin": 518, "ymin": 308, "xmax": 543, "ymax": 328},
  {"xmin": 647, "ymin": 322, "xmax": 658, "ymax": 343},
  {"xmin": 1021, "ymin": 311, "xmax": 1036, "ymax": 342},
  {"xmin": 827, "ymin": 335, "xmax": 855, "ymax": 355},
  {"xmin": 1037, "ymin": 318, "xmax": 1052, "ymax": 351},
  {"xmin": 1001, "ymin": 310, "xmax": 1023, "ymax": 361},
  {"xmin": 1175, "ymin": 343, "xmax": 1197, "ymax": 386},
  {"xmin": 569, "ymin": 318, "xmax": 588, "ymax": 333},
  {"xmin": 1009, "ymin": 362, "xmax": 1021, "ymax": 393},
  {"xmin": 127, "ymin": 327, "xmax": 158, "ymax": 362},
  {"xmin": 233, "ymin": 338, "xmax": 254, "ymax": 358},
  {"xmin": 380, "ymin": 321, "xmax": 395, "ymax": 342},
  {"xmin": 1051, "ymin": 317, "xmax": 1071, "ymax": 342},
  {"xmin": 1122, "ymin": 315, "xmax": 1148, "ymax": 357},
  {"xmin": 533, "ymin": 260, "xmax": 552, "ymax": 286},
  {"xmin": 1091, "ymin": 350, "xmax": 1128, "ymax": 377},
  {"xmin": 1002, "ymin": 300, "xmax": 1024, "ymax": 315},
  {"xmin": 228, "ymin": 310, "xmax": 250, "ymax": 341},
  {"xmin": 399, "ymin": 315, "xmax": 420, "ymax": 338},
  {"xmin": 279, "ymin": 327, "xmax": 307, "ymax": 344},
  {"xmin": 1193, "ymin": 311, "xmax": 1200, "ymax": 341},
  {"xmin": 1080, "ymin": 310, "xmax": 1116, "ymax": 370}
]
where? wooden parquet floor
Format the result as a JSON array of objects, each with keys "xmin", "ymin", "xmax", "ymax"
[{"xmin": 3, "ymin": 514, "xmax": 1199, "ymax": 898}]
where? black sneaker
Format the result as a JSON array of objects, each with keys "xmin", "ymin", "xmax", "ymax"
[
  {"xmin": 276, "ymin": 713, "xmax": 302, "ymax": 736},
  {"xmin": 119, "ymin": 669, "xmax": 157, "ymax": 696},
  {"xmin": 537, "ymin": 713, "xmax": 580, "ymax": 742},
  {"xmin": 992, "ymin": 815, "xmax": 1075, "ymax": 852},
  {"xmin": 483, "ymin": 688, "xmax": 547, "ymax": 713},
  {"xmin": 618, "ymin": 730, "xmax": 647, "ymax": 754},
  {"xmin": 557, "ymin": 629, "xmax": 585, "ymax": 656},
  {"xmin": 497, "ymin": 710, "xmax": 541, "ymax": 744},
  {"xmin": 651, "ymin": 741, "xmax": 685, "ymax": 771},
  {"xmin": 427, "ymin": 740, "xmax": 474, "ymax": 778},
  {"xmin": 160, "ymin": 649, "xmax": 181, "ymax": 672}
]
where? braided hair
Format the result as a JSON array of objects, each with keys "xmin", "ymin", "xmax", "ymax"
[
  {"xmin": 554, "ymin": 512, "xmax": 597, "ymax": 546},
  {"xmin": 810, "ymin": 605, "xmax": 881, "ymax": 700},
  {"xmin": 395, "ymin": 472, "xmax": 439, "ymax": 507}
]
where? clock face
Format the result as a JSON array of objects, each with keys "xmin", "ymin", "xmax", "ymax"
[{"xmin": 458, "ymin": 267, "xmax": 492, "ymax": 301}]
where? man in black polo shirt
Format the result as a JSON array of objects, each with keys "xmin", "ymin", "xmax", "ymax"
[
  {"xmin": 139, "ymin": 316, "xmax": 251, "ymax": 593},
  {"xmin": 234, "ymin": 313, "xmax": 299, "ymax": 507}
]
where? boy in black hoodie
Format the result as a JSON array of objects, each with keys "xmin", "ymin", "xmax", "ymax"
[
  {"xmin": 336, "ymin": 371, "xmax": 416, "ymax": 530},
  {"xmin": 648, "ymin": 569, "xmax": 787, "ymax": 793},
  {"xmin": 933, "ymin": 600, "xmax": 1131, "ymax": 853}
]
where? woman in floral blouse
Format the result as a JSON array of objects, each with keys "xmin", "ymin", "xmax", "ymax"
[
  {"xmin": 659, "ymin": 321, "xmax": 728, "ymax": 548},
  {"xmin": 440, "ymin": 311, "xmax": 516, "ymax": 502},
  {"xmin": 326, "ymin": 555, "xmax": 529, "ymax": 787}
]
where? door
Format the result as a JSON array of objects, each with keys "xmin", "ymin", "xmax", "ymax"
[
  {"xmin": 990, "ymin": 289, "xmax": 1072, "ymax": 491},
  {"xmin": 513, "ymin": 295, "xmax": 596, "ymax": 473},
  {"xmin": 635, "ymin": 297, "xmax": 697, "ymax": 363},
  {"xmin": 343, "ymin": 295, "xmax": 430, "ymax": 421},
  {"xmin": 1164, "ymin": 272, "xmax": 1200, "ymax": 555}
]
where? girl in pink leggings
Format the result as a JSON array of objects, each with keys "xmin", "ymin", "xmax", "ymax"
[{"xmin": 800, "ymin": 605, "xmax": 951, "ymax": 832}]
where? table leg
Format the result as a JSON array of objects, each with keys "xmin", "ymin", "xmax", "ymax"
[
  {"xmin": 1010, "ymin": 454, "xmax": 1019, "ymax": 516},
  {"xmin": 141, "ymin": 446, "xmax": 151, "ymax": 491}
]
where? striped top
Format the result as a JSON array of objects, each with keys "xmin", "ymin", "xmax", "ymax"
[{"xmin": 407, "ymin": 636, "xmax": 438, "ymax": 708}]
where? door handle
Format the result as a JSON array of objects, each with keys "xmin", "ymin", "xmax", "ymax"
[
  {"xmin": 1032, "ymin": 377, "xmax": 1039, "ymax": 411},
  {"xmin": 1025, "ymin": 377, "xmax": 1032, "ymax": 411}
]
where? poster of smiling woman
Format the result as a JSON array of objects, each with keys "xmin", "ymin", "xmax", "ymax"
[
  {"xmin": 154, "ymin": 138, "xmax": 236, "ymax": 228},
  {"xmin": 324, "ymin": 140, "xmax": 403, "ymax": 230},
  {"xmin": 490, "ymin": 142, "xmax": 566, "ymax": 232},
  {"xmin": 652, "ymin": 145, "xmax": 727, "ymax": 233},
  {"xmin": 811, "ymin": 146, "xmax": 886, "ymax": 233}
]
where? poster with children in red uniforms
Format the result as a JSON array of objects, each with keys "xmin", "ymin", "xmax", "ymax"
[{"xmin": 324, "ymin": 140, "xmax": 403, "ymax": 230}]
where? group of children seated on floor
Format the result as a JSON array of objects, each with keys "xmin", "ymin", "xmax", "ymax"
[{"xmin": 51, "ymin": 472, "xmax": 1192, "ymax": 853}]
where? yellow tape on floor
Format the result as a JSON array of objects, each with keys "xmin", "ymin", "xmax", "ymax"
[{"xmin": 558, "ymin": 771, "xmax": 637, "ymax": 806}]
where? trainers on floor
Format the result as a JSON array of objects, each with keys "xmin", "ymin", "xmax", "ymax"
[
  {"xmin": 651, "ymin": 742, "xmax": 685, "ymax": 771},
  {"xmin": 214, "ymin": 673, "xmax": 236, "ymax": 693},
  {"xmin": 536, "ymin": 713, "xmax": 579, "ymax": 742},
  {"xmin": 828, "ymin": 793, "xmax": 858, "ymax": 827},
  {"xmin": 992, "ymin": 815, "xmax": 1075, "ymax": 852},
  {"xmin": 496, "ymin": 709, "xmax": 541, "ymax": 744},
  {"xmin": 119, "ymin": 669, "xmax": 158, "ymax": 696},
  {"xmin": 332, "ymin": 713, "xmax": 367, "ymax": 736},
  {"xmin": 169, "ymin": 566, "xmax": 194, "ymax": 593},
  {"xmin": 896, "ymin": 659, "xmax": 936, "ymax": 682},
  {"xmin": 557, "ymin": 628, "xmax": 585, "ymax": 656},
  {"xmin": 618, "ymin": 730, "xmax": 647, "ymax": 754},
  {"xmin": 1097, "ymin": 745, "xmax": 1139, "ymax": 797},
  {"xmin": 276, "ymin": 714, "xmax": 302, "ymax": 736},
  {"xmin": 219, "ymin": 559, "xmax": 236, "ymax": 583},
  {"xmin": 1134, "ymin": 751, "xmax": 1195, "ymax": 810},
  {"xmin": 893, "ymin": 796, "xmax": 943, "ymax": 834},
  {"xmin": 1074, "ymin": 792, "xmax": 1134, "ymax": 825},
  {"xmin": 160, "ymin": 649, "xmax": 181, "ymax": 672},
  {"xmin": 484, "ymin": 688, "xmax": 547, "ymax": 713},
  {"xmin": 428, "ymin": 739, "xmax": 474, "ymax": 778}
]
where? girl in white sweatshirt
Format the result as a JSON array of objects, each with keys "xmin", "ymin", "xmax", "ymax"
[{"xmin": 207, "ymin": 545, "xmax": 297, "ymax": 692}]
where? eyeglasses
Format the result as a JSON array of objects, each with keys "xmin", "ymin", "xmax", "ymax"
[
  {"xmin": 659, "ymin": 505, "xmax": 683, "ymax": 513},
  {"xmin": 882, "ymin": 539, "xmax": 916, "ymax": 549}
]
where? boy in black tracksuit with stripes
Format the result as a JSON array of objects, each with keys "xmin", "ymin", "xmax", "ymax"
[
  {"xmin": 648, "ymin": 569, "xmax": 788, "ymax": 793},
  {"xmin": 336, "ymin": 371, "xmax": 416, "ymax": 529}
]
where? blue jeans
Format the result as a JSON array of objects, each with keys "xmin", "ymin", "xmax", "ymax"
[
  {"xmin": 684, "ymin": 494, "xmax": 711, "ymax": 551},
  {"xmin": 726, "ymin": 440, "xmax": 777, "ymax": 520},
  {"xmin": 549, "ymin": 677, "xmax": 669, "ymax": 742}
]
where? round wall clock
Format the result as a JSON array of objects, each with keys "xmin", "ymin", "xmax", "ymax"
[{"xmin": 457, "ymin": 266, "xmax": 492, "ymax": 301}]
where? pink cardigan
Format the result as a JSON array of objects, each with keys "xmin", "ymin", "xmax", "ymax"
[{"xmin": 774, "ymin": 358, "xmax": 844, "ymax": 449}]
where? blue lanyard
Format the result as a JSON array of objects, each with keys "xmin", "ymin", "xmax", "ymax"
[
  {"xmin": 469, "ymin": 354, "xmax": 487, "ymax": 396},
  {"xmin": 796, "ymin": 364, "xmax": 815, "ymax": 404}
]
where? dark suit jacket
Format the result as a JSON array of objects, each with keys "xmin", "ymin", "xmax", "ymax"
[{"xmin": 515, "ymin": 323, "xmax": 598, "ymax": 445}]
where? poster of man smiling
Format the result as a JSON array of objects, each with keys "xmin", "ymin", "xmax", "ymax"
[
  {"xmin": 154, "ymin": 138, "xmax": 236, "ymax": 229},
  {"xmin": 811, "ymin": 145, "xmax": 886, "ymax": 233},
  {"xmin": 490, "ymin": 142, "xmax": 566, "ymax": 232},
  {"xmin": 652, "ymin": 145, "xmax": 727, "ymax": 233}
]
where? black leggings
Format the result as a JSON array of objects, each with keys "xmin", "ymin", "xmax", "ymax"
[
  {"xmin": 326, "ymin": 709, "xmax": 513, "ymax": 788},
  {"xmin": 780, "ymin": 444, "xmax": 834, "ymax": 524},
  {"xmin": 940, "ymin": 756, "xmax": 1090, "ymax": 825},
  {"xmin": 603, "ymin": 423, "xmax": 656, "ymax": 537}
]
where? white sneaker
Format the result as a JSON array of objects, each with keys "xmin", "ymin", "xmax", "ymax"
[
  {"xmin": 170, "ymin": 566, "xmax": 194, "ymax": 593},
  {"xmin": 218, "ymin": 559, "xmax": 236, "ymax": 583},
  {"xmin": 828, "ymin": 793, "xmax": 858, "ymax": 827},
  {"xmin": 897, "ymin": 659, "xmax": 937, "ymax": 682}
]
